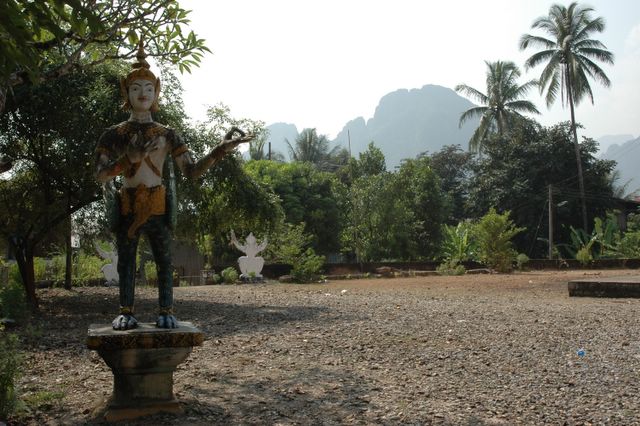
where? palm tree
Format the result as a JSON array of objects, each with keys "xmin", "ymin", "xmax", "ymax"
[
  {"xmin": 248, "ymin": 132, "xmax": 284, "ymax": 161},
  {"xmin": 455, "ymin": 60, "xmax": 539, "ymax": 152},
  {"xmin": 286, "ymin": 128, "xmax": 348, "ymax": 172},
  {"xmin": 520, "ymin": 2, "xmax": 614, "ymax": 231}
]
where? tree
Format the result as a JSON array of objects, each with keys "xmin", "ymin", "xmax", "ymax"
[
  {"xmin": 1, "ymin": 0, "xmax": 210, "ymax": 114},
  {"xmin": 425, "ymin": 145, "xmax": 476, "ymax": 224},
  {"xmin": 0, "ymin": 64, "xmax": 128, "ymax": 308},
  {"xmin": 286, "ymin": 128, "xmax": 349, "ymax": 172},
  {"xmin": 248, "ymin": 130, "xmax": 285, "ymax": 162},
  {"xmin": 174, "ymin": 104, "xmax": 282, "ymax": 264},
  {"xmin": 244, "ymin": 160, "xmax": 343, "ymax": 255},
  {"xmin": 467, "ymin": 120, "xmax": 616, "ymax": 258},
  {"xmin": 340, "ymin": 156, "xmax": 447, "ymax": 262},
  {"xmin": 520, "ymin": 2, "xmax": 615, "ymax": 231},
  {"xmin": 455, "ymin": 60, "xmax": 539, "ymax": 152}
]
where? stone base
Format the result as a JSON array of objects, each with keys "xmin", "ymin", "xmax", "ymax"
[
  {"xmin": 87, "ymin": 322, "xmax": 204, "ymax": 422},
  {"xmin": 568, "ymin": 275, "xmax": 640, "ymax": 297},
  {"xmin": 103, "ymin": 398, "xmax": 183, "ymax": 422}
]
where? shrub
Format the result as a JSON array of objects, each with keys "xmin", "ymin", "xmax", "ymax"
[
  {"xmin": 144, "ymin": 261, "xmax": 158, "ymax": 281},
  {"xmin": 290, "ymin": 248, "xmax": 325, "ymax": 283},
  {"xmin": 516, "ymin": 253, "xmax": 530, "ymax": 270},
  {"xmin": 474, "ymin": 208, "xmax": 524, "ymax": 273},
  {"xmin": 436, "ymin": 259, "xmax": 466, "ymax": 276},
  {"xmin": 0, "ymin": 281, "xmax": 27, "ymax": 322},
  {"xmin": 440, "ymin": 222, "xmax": 476, "ymax": 263},
  {"xmin": 211, "ymin": 273, "xmax": 221, "ymax": 284},
  {"xmin": 221, "ymin": 267, "xmax": 239, "ymax": 284},
  {"xmin": 0, "ymin": 331, "xmax": 21, "ymax": 421}
]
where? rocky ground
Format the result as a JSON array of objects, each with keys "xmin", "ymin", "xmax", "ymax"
[{"xmin": 7, "ymin": 269, "xmax": 640, "ymax": 425}]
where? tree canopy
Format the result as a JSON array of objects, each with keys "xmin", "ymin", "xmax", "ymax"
[{"xmin": 1, "ymin": 0, "xmax": 210, "ymax": 114}]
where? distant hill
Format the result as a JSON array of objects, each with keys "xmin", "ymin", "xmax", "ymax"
[
  {"xmin": 597, "ymin": 134, "xmax": 635, "ymax": 155},
  {"xmin": 265, "ymin": 122, "xmax": 298, "ymax": 160},
  {"xmin": 266, "ymin": 85, "xmax": 478, "ymax": 168},
  {"xmin": 600, "ymin": 136, "xmax": 640, "ymax": 196},
  {"xmin": 333, "ymin": 84, "xmax": 479, "ymax": 168}
]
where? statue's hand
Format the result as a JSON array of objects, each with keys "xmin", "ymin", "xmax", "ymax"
[
  {"xmin": 156, "ymin": 314, "xmax": 178, "ymax": 329},
  {"xmin": 112, "ymin": 314, "xmax": 138, "ymax": 330},
  {"xmin": 221, "ymin": 127, "xmax": 254, "ymax": 153}
]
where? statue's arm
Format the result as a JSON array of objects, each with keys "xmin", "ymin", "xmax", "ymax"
[
  {"xmin": 95, "ymin": 149, "xmax": 131, "ymax": 183},
  {"xmin": 173, "ymin": 127, "xmax": 253, "ymax": 180}
]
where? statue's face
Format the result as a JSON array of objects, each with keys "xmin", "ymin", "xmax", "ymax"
[{"xmin": 128, "ymin": 79, "xmax": 156, "ymax": 112}]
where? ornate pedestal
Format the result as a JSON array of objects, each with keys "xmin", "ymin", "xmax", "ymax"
[{"xmin": 87, "ymin": 322, "xmax": 204, "ymax": 422}]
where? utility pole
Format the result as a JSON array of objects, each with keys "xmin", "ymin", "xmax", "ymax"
[
  {"xmin": 268, "ymin": 142, "xmax": 271, "ymax": 161},
  {"xmin": 548, "ymin": 184, "xmax": 554, "ymax": 260}
]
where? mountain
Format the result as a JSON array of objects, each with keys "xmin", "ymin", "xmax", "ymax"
[
  {"xmin": 600, "ymin": 136, "xmax": 640, "ymax": 196},
  {"xmin": 597, "ymin": 134, "xmax": 635, "ymax": 156},
  {"xmin": 265, "ymin": 122, "xmax": 298, "ymax": 159},
  {"xmin": 333, "ymin": 84, "xmax": 479, "ymax": 168},
  {"xmin": 265, "ymin": 84, "xmax": 478, "ymax": 168}
]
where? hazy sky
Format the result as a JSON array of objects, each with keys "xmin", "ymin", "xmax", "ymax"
[{"xmin": 177, "ymin": 0, "xmax": 640, "ymax": 141}]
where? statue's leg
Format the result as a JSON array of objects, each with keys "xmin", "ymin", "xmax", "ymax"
[
  {"xmin": 146, "ymin": 216, "xmax": 177, "ymax": 328},
  {"xmin": 112, "ymin": 218, "xmax": 139, "ymax": 330}
]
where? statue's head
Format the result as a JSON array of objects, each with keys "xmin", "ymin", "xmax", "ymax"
[
  {"xmin": 246, "ymin": 233, "xmax": 256, "ymax": 245},
  {"xmin": 120, "ymin": 40, "xmax": 161, "ymax": 112}
]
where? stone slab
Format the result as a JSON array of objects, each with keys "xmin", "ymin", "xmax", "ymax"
[
  {"xmin": 87, "ymin": 322, "xmax": 204, "ymax": 350},
  {"xmin": 568, "ymin": 275, "xmax": 640, "ymax": 298}
]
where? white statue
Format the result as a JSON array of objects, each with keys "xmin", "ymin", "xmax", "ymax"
[
  {"xmin": 96, "ymin": 243, "xmax": 119, "ymax": 286},
  {"xmin": 230, "ymin": 230, "xmax": 267, "ymax": 280}
]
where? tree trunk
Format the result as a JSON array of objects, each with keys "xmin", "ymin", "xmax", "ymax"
[
  {"xmin": 566, "ymin": 67, "xmax": 589, "ymax": 232},
  {"xmin": 10, "ymin": 237, "xmax": 38, "ymax": 311},
  {"xmin": 65, "ymin": 215, "xmax": 73, "ymax": 290}
]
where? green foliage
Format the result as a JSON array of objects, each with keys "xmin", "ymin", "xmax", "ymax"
[
  {"xmin": 565, "ymin": 213, "xmax": 626, "ymax": 263},
  {"xmin": 341, "ymin": 156, "xmax": 447, "ymax": 262},
  {"xmin": 221, "ymin": 267, "xmax": 239, "ymax": 284},
  {"xmin": 211, "ymin": 273, "xmax": 221, "ymax": 284},
  {"xmin": 1, "ymin": 0, "xmax": 210, "ymax": 102},
  {"xmin": 440, "ymin": 222, "xmax": 476, "ymax": 263},
  {"xmin": 427, "ymin": 145, "xmax": 476, "ymax": 224},
  {"xmin": 516, "ymin": 253, "xmax": 530, "ymax": 270},
  {"xmin": 176, "ymin": 104, "xmax": 281, "ymax": 262},
  {"xmin": 474, "ymin": 208, "xmax": 524, "ymax": 273},
  {"xmin": 144, "ymin": 261, "xmax": 158, "ymax": 282},
  {"xmin": 245, "ymin": 161, "xmax": 342, "ymax": 255},
  {"xmin": 436, "ymin": 259, "xmax": 466, "ymax": 276},
  {"xmin": 286, "ymin": 128, "xmax": 349, "ymax": 172},
  {"xmin": 455, "ymin": 61, "xmax": 539, "ymax": 152},
  {"xmin": 0, "ymin": 331, "xmax": 21, "ymax": 420},
  {"xmin": 520, "ymin": 2, "xmax": 614, "ymax": 109},
  {"xmin": 290, "ymin": 248, "xmax": 325, "ymax": 283},
  {"xmin": 0, "ymin": 281, "xmax": 27, "ymax": 321},
  {"xmin": 467, "ymin": 120, "xmax": 617, "ymax": 258},
  {"xmin": 265, "ymin": 222, "xmax": 325, "ymax": 282}
]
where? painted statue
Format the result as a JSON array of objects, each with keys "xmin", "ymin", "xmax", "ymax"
[
  {"xmin": 95, "ymin": 41, "xmax": 252, "ymax": 330},
  {"xmin": 95, "ymin": 243, "xmax": 119, "ymax": 286},
  {"xmin": 230, "ymin": 230, "xmax": 267, "ymax": 280}
]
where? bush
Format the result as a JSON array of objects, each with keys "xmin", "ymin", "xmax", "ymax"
[
  {"xmin": 474, "ymin": 208, "xmax": 524, "ymax": 273},
  {"xmin": 516, "ymin": 253, "xmax": 530, "ymax": 270},
  {"xmin": 290, "ymin": 248, "xmax": 325, "ymax": 283},
  {"xmin": 221, "ymin": 267, "xmax": 239, "ymax": 284},
  {"xmin": 0, "ymin": 331, "xmax": 21, "ymax": 421},
  {"xmin": 144, "ymin": 261, "xmax": 158, "ymax": 281},
  {"xmin": 0, "ymin": 281, "xmax": 27, "ymax": 322},
  {"xmin": 211, "ymin": 273, "xmax": 221, "ymax": 284},
  {"xmin": 436, "ymin": 259, "xmax": 466, "ymax": 276}
]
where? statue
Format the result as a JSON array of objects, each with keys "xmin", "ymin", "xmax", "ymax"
[
  {"xmin": 95, "ymin": 41, "xmax": 252, "ymax": 330},
  {"xmin": 230, "ymin": 230, "xmax": 267, "ymax": 280},
  {"xmin": 95, "ymin": 243, "xmax": 119, "ymax": 286}
]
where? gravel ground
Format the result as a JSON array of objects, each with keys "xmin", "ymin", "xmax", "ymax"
[{"xmin": 9, "ymin": 269, "xmax": 640, "ymax": 425}]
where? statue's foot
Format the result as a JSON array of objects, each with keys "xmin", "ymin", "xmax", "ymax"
[
  {"xmin": 112, "ymin": 314, "xmax": 138, "ymax": 330},
  {"xmin": 156, "ymin": 314, "xmax": 178, "ymax": 329}
]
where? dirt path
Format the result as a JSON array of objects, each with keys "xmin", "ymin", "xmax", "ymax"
[{"xmin": 11, "ymin": 269, "xmax": 640, "ymax": 425}]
